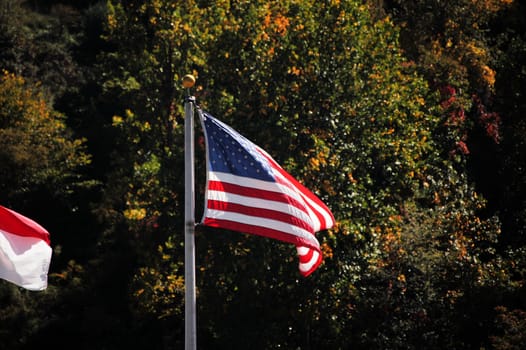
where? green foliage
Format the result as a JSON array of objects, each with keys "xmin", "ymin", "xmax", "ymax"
[
  {"xmin": 0, "ymin": 71, "xmax": 91, "ymax": 200},
  {"xmin": 92, "ymin": 0, "xmax": 511, "ymax": 347},
  {"xmin": 0, "ymin": 283, "xmax": 60, "ymax": 349},
  {"xmin": 0, "ymin": 0, "xmax": 84, "ymax": 99},
  {"xmin": 0, "ymin": 0, "xmax": 524, "ymax": 348}
]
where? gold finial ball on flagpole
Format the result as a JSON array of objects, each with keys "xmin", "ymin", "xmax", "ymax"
[{"xmin": 182, "ymin": 74, "xmax": 196, "ymax": 88}]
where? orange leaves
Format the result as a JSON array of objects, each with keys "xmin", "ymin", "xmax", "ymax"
[
  {"xmin": 321, "ymin": 242, "xmax": 334, "ymax": 260},
  {"xmin": 382, "ymin": 128, "xmax": 395, "ymax": 135},
  {"xmin": 322, "ymin": 179, "xmax": 336, "ymax": 196},
  {"xmin": 381, "ymin": 226, "xmax": 402, "ymax": 254},
  {"xmin": 288, "ymin": 66, "xmax": 302, "ymax": 76},
  {"xmin": 307, "ymin": 140, "xmax": 331, "ymax": 171},
  {"xmin": 262, "ymin": 7, "xmax": 290, "ymax": 37},
  {"xmin": 481, "ymin": 64, "xmax": 496, "ymax": 87},
  {"xmin": 309, "ymin": 156, "xmax": 323, "ymax": 170},
  {"xmin": 273, "ymin": 14, "xmax": 290, "ymax": 36},
  {"xmin": 347, "ymin": 173, "xmax": 358, "ymax": 184},
  {"xmin": 473, "ymin": 0, "xmax": 514, "ymax": 13},
  {"xmin": 256, "ymin": 5, "xmax": 290, "ymax": 48}
]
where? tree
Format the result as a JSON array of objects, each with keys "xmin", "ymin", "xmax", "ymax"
[
  {"xmin": 0, "ymin": 0, "xmax": 520, "ymax": 348},
  {"xmin": 383, "ymin": 0, "xmax": 526, "ymax": 346},
  {"xmin": 0, "ymin": 0, "xmax": 85, "ymax": 100},
  {"xmin": 0, "ymin": 70, "xmax": 90, "ymax": 202},
  {"xmin": 99, "ymin": 0, "xmax": 505, "ymax": 347},
  {"xmin": 0, "ymin": 70, "xmax": 93, "ymax": 349}
]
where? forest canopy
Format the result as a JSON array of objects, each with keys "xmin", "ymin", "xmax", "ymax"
[{"xmin": 1, "ymin": 0, "xmax": 525, "ymax": 349}]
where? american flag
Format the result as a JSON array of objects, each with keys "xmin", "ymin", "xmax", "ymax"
[{"xmin": 198, "ymin": 111, "xmax": 334, "ymax": 276}]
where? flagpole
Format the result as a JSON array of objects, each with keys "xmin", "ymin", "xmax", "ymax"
[{"xmin": 183, "ymin": 74, "xmax": 197, "ymax": 350}]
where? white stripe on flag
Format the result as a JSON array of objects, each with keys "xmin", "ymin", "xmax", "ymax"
[
  {"xmin": 297, "ymin": 246, "xmax": 320, "ymax": 274},
  {"xmin": 206, "ymin": 190, "xmax": 316, "ymax": 228},
  {"xmin": 205, "ymin": 209, "xmax": 320, "ymax": 248},
  {"xmin": 266, "ymin": 159, "xmax": 334, "ymax": 231},
  {"xmin": 0, "ymin": 229, "xmax": 51, "ymax": 291},
  {"xmin": 209, "ymin": 172, "xmax": 309, "ymax": 207}
]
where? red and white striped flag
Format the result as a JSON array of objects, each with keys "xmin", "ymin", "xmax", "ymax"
[
  {"xmin": 199, "ymin": 111, "xmax": 334, "ymax": 276},
  {"xmin": 0, "ymin": 205, "xmax": 52, "ymax": 290}
]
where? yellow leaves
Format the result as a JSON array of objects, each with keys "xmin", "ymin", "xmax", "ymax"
[
  {"xmin": 181, "ymin": 23, "xmax": 192, "ymax": 33},
  {"xmin": 415, "ymin": 96, "xmax": 426, "ymax": 106},
  {"xmin": 331, "ymin": 221, "xmax": 351, "ymax": 236},
  {"xmin": 308, "ymin": 149, "xmax": 328, "ymax": 171},
  {"xmin": 1, "ymin": 70, "xmax": 90, "ymax": 187},
  {"xmin": 384, "ymin": 229, "xmax": 399, "ymax": 248},
  {"xmin": 465, "ymin": 41, "xmax": 487, "ymax": 60},
  {"xmin": 482, "ymin": 65, "xmax": 496, "ymax": 87},
  {"xmin": 112, "ymin": 115, "xmax": 123, "ymax": 126},
  {"xmin": 133, "ymin": 265, "xmax": 185, "ymax": 319},
  {"xmin": 165, "ymin": 274, "xmax": 185, "ymax": 294},
  {"xmin": 113, "ymin": 108, "xmax": 152, "ymax": 132},
  {"xmin": 368, "ymin": 72, "xmax": 383, "ymax": 81},
  {"xmin": 294, "ymin": 23, "xmax": 305, "ymax": 32},
  {"xmin": 430, "ymin": 38, "xmax": 446, "ymax": 59},
  {"xmin": 108, "ymin": 13, "xmax": 118, "ymax": 28},
  {"xmin": 124, "ymin": 207, "xmax": 147, "ymax": 220},
  {"xmin": 307, "ymin": 136, "xmax": 332, "ymax": 172}
]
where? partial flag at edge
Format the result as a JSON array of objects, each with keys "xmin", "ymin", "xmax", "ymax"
[{"xmin": 0, "ymin": 205, "xmax": 52, "ymax": 291}]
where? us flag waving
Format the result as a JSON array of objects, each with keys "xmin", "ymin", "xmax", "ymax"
[{"xmin": 198, "ymin": 111, "xmax": 334, "ymax": 276}]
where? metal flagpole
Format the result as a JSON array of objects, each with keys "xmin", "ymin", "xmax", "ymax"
[{"xmin": 183, "ymin": 74, "xmax": 197, "ymax": 350}]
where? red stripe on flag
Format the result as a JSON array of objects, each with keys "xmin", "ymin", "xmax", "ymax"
[
  {"xmin": 207, "ymin": 199, "xmax": 314, "ymax": 233},
  {"xmin": 298, "ymin": 247, "xmax": 315, "ymax": 264},
  {"xmin": 298, "ymin": 251, "xmax": 322, "ymax": 277},
  {"xmin": 203, "ymin": 217, "xmax": 320, "ymax": 252},
  {"xmin": 208, "ymin": 180, "xmax": 305, "ymax": 208},
  {"xmin": 258, "ymin": 150, "xmax": 335, "ymax": 230},
  {"xmin": 0, "ymin": 206, "xmax": 50, "ymax": 245}
]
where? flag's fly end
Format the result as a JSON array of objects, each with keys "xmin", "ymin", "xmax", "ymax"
[{"xmin": 0, "ymin": 205, "xmax": 52, "ymax": 291}]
